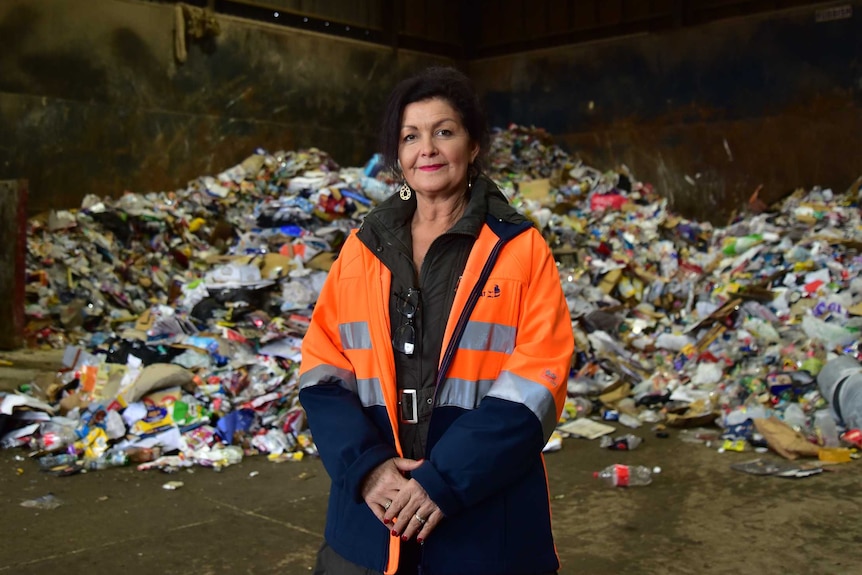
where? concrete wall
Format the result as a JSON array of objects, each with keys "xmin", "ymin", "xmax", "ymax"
[
  {"xmin": 0, "ymin": 0, "xmax": 451, "ymax": 214},
  {"xmin": 469, "ymin": 2, "xmax": 862, "ymax": 224}
]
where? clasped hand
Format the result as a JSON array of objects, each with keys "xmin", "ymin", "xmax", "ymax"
[{"xmin": 360, "ymin": 457, "xmax": 444, "ymax": 543}]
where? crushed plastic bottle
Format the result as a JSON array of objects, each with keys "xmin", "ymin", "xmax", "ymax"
[
  {"xmin": 30, "ymin": 421, "xmax": 77, "ymax": 453},
  {"xmin": 722, "ymin": 233, "xmax": 763, "ymax": 255},
  {"xmin": 594, "ymin": 464, "xmax": 654, "ymax": 487},
  {"xmin": 37, "ymin": 453, "xmax": 78, "ymax": 470}
]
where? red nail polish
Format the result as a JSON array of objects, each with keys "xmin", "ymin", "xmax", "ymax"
[
  {"xmin": 383, "ymin": 518, "xmax": 390, "ymax": 524},
  {"xmin": 391, "ymin": 529, "xmax": 398, "ymax": 537},
  {"xmin": 401, "ymin": 535, "xmax": 408, "ymax": 542},
  {"xmin": 417, "ymin": 538, "xmax": 424, "ymax": 544}
]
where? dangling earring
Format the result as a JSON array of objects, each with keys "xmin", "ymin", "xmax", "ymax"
[{"xmin": 399, "ymin": 183, "xmax": 412, "ymax": 201}]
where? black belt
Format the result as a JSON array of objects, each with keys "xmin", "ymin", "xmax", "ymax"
[{"xmin": 398, "ymin": 388, "xmax": 436, "ymax": 424}]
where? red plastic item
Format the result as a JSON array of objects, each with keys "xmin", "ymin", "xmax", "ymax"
[{"xmin": 590, "ymin": 192, "xmax": 628, "ymax": 211}]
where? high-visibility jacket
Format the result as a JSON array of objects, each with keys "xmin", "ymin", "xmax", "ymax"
[{"xmin": 299, "ymin": 205, "xmax": 574, "ymax": 575}]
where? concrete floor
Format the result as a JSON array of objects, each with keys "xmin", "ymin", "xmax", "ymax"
[{"xmin": 1, "ymin": 353, "xmax": 861, "ymax": 575}]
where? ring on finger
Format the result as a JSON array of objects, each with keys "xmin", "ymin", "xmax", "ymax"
[
  {"xmin": 383, "ymin": 499, "xmax": 392, "ymax": 510},
  {"xmin": 414, "ymin": 512, "xmax": 426, "ymax": 525}
]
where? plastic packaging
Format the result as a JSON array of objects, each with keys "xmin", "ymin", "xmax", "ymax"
[
  {"xmin": 813, "ymin": 410, "xmax": 841, "ymax": 447},
  {"xmin": 841, "ymin": 428, "xmax": 862, "ymax": 447},
  {"xmin": 617, "ymin": 413, "xmax": 643, "ymax": 429},
  {"xmin": 594, "ymin": 464, "xmax": 653, "ymax": 487},
  {"xmin": 124, "ymin": 446, "xmax": 161, "ymax": 464},
  {"xmin": 20, "ymin": 494, "xmax": 63, "ymax": 510},
  {"xmin": 571, "ymin": 396, "xmax": 593, "ymax": 418},
  {"xmin": 722, "ymin": 234, "xmax": 763, "ymax": 255},
  {"xmin": 600, "ymin": 434, "xmax": 643, "ymax": 450},
  {"xmin": 818, "ymin": 447, "xmax": 852, "ymax": 463},
  {"xmin": 817, "ymin": 356, "xmax": 862, "ymax": 430},
  {"xmin": 782, "ymin": 403, "xmax": 807, "ymax": 431}
]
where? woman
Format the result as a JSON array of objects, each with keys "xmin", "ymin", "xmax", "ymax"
[{"xmin": 300, "ymin": 66, "xmax": 574, "ymax": 575}]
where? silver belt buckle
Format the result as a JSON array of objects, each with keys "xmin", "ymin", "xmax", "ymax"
[{"xmin": 400, "ymin": 389, "xmax": 418, "ymax": 424}]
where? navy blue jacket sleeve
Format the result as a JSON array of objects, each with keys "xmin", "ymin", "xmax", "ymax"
[
  {"xmin": 300, "ymin": 385, "xmax": 398, "ymax": 501},
  {"xmin": 411, "ymin": 398, "xmax": 544, "ymax": 516}
]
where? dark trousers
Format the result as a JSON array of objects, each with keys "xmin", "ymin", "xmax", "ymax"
[{"xmin": 312, "ymin": 540, "xmax": 558, "ymax": 575}]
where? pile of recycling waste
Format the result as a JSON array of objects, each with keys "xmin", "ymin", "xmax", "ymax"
[{"xmin": 2, "ymin": 123, "xmax": 862, "ymax": 476}]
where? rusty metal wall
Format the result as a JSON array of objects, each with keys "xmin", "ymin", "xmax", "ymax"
[
  {"xmin": 0, "ymin": 180, "xmax": 27, "ymax": 350},
  {"xmin": 3, "ymin": 0, "xmax": 859, "ymax": 224},
  {"xmin": 210, "ymin": 0, "xmax": 465, "ymax": 55},
  {"xmin": 242, "ymin": 0, "xmax": 385, "ymax": 28},
  {"xmin": 0, "ymin": 0, "xmax": 452, "ymax": 214},
  {"xmin": 470, "ymin": 1, "xmax": 862, "ymax": 224},
  {"xmin": 472, "ymin": 0, "xmax": 827, "ymax": 57}
]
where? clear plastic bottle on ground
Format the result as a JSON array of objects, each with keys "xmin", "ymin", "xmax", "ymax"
[
  {"xmin": 37, "ymin": 453, "xmax": 78, "ymax": 470},
  {"xmin": 813, "ymin": 409, "xmax": 841, "ymax": 447},
  {"xmin": 84, "ymin": 451, "xmax": 129, "ymax": 471},
  {"xmin": 594, "ymin": 464, "xmax": 653, "ymax": 487}
]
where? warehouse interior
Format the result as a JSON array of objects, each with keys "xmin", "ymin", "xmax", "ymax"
[
  {"xmin": 3, "ymin": 0, "xmax": 860, "ymax": 222},
  {"xmin": 2, "ymin": 2, "xmax": 862, "ymax": 574}
]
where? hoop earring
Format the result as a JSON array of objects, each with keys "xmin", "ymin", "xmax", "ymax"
[{"xmin": 399, "ymin": 183, "xmax": 412, "ymax": 201}]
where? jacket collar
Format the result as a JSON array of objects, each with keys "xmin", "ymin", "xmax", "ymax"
[{"xmin": 360, "ymin": 173, "xmax": 529, "ymax": 243}]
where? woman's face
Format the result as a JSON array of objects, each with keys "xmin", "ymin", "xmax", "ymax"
[{"xmin": 398, "ymin": 97, "xmax": 479, "ymax": 199}]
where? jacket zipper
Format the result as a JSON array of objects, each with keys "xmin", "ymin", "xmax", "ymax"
[{"xmin": 434, "ymin": 235, "xmax": 508, "ymax": 391}]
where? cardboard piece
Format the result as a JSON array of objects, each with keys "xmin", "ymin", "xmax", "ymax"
[
  {"xmin": 135, "ymin": 308, "xmax": 155, "ymax": 332},
  {"xmin": 666, "ymin": 411, "xmax": 719, "ymax": 428},
  {"xmin": 753, "ymin": 417, "xmax": 820, "ymax": 460},
  {"xmin": 557, "ymin": 418, "xmax": 616, "ymax": 440},
  {"xmin": 518, "ymin": 178, "xmax": 551, "ymax": 201},
  {"xmin": 599, "ymin": 382, "xmax": 632, "ymax": 407},
  {"xmin": 847, "ymin": 301, "xmax": 862, "ymax": 316},
  {"xmin": 115, "ymin": 364, "xmax": 195, "ymax": 407},
  {"xmin": 306, "ymin": 251, "xmax": 336, "ymax": 271},
  {"xmin": 257, "ymin": 253, "xmax": 295, "ymax": 280},
  {"xmin": 599, "ymin": 268, "xmax": 622, "ymax": 295}
]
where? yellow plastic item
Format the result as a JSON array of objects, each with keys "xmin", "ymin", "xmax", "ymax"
[
  {"xmin": 188, "ymin": 217, "xmax": 207, "ymax": 232},
  {"xmin": 818, "ymin": 447, "xmax": 852, "ymax": 463}
]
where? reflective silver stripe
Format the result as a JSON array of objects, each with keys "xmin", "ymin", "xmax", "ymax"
[
  {"xmin": 357, "ymin": 378, "xmax": 385, "ymax": 407},
  {"xmin": 486, "ymin": 371, "xmax": 558, "ymax": 441},
  {"xmin": 299, "ymin": 364, "xmax": 357, "ymax": 394},
  {"xmin": 437, "ymin": 378, "xmax": 495, "ymax": 410},
  {"xmin": 339, "ymin": 321, "xmax": 372, "ymax": 350},
  {"xmin": 459, "ymin": 321, "xmax": 516, "ymax": 354},
  {"xmin": 300, "ymin": 367, "xmax": 385, "ymax": 408}
]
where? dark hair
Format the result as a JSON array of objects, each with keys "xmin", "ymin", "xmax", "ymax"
[{"xmin": 379, "ymin": 66, "xmax": 489, "ymax": 174}]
